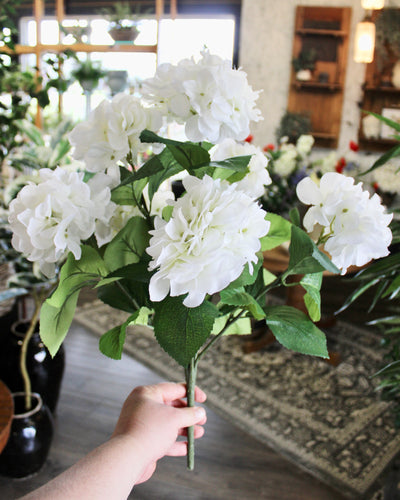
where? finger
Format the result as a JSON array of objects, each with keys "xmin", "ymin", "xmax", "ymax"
[
  {"xmin": 178, "ymin": 424, "xmax": 205, "ymax": 438},
  {"xmin": 194, "ymin": 386, "xmax": 207, "ymax": 403},
  {"xmin": 176, "ymin": 406, "xmax": 206, "ymax": 429},
  {"xmin": 165, "ymin": 441, "xmax": 188, "ymax": 457}
]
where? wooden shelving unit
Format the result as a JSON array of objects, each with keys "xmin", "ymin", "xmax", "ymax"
[
  {"xmin": 287, "ymin": 6, "xmax": 352, "ymax": 149},
  {"xmin": 6, "ymin": 0, "xmax": 174, "ymax": 124},
  {"xmin": 358, "ymin": 9, "xmax": 400, "ymax": 152}
]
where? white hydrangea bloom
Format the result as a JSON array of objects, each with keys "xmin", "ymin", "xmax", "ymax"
[
  {"xmin": 209, "ymin": 138, "xmax": 271, "ymax": 199},
  {"xmin": 68, "ymin": 93, "xmax": 162, "ymax": 174},
  {"xmin": 141, "ymin": 50, "xmax": 262, "ymax": 143},
  {"xmin": 296, "ymin": 135, "xmax": 314, "ymax": 158},
  {"xmin": 8, "ymin": 167, "xmax": 115, "ymax": 277},
  {"xmin": 372, "ymin": 161, "xmax": 400, "ymax": 194},
  {"xmin": 273, "ymin": 144, "xmax": 298, "ymax": 177},
  {"xmin": 296, "ymin": 172, "xmax": 392, "ymax": 274},
  {"xmin": 146, "ymin": 175, "xmax": 270, "ymax": 307}
]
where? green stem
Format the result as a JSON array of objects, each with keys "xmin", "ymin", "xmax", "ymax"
[
  {"xmin": 115, "ymin": 280, "xmax": 140, "ymax": 310},
  {"xmin": 185, "ymin": 357, "xmax": 197, "ymax": 470},
  {"xmin": 20, "ymin": 291, "xmax": 43, "ymax": 411}
]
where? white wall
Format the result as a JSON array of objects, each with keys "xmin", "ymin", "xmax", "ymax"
[{"xmin": 239, "ymin": 0, "xmax": 400, "ymax": 154}]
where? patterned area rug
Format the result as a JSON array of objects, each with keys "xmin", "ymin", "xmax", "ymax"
[{"xmin": 74, "ymin": 299, "xmax": 400, "ymax": 499}]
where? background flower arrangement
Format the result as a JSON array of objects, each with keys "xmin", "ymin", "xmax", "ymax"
[{"xmin": 5, "ymin": 51, "xmax": 393, "ymax": 468}]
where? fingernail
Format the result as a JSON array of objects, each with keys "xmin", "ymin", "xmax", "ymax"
[{"xmin": 195, "ymin": 406, "xmax": 205, "ymax": 419}]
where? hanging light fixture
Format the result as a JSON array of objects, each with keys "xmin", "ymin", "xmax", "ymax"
[
  {"xmin": 354, "ymin": 17, "xmax": 376, "ymax": 63},
  {"xmin": 361, "ymin": 0, "xmax": 384, "ymax": 9}
]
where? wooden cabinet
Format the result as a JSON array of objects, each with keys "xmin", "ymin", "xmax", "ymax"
[
  {"xmin": 358, "ymin": 9, "xmax": 400, "ymax": 152},
  {"xmin": 287, "ymin": 6, "xmax": 352, "ymax": 148}
]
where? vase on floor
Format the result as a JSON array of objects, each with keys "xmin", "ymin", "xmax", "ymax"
[
  {"xmin": 0, "ymin": 392, "xmax": 53, "ymax": 478},
  {"xmin": 0, "ymin": 319, "xmax": 65, "ymax": 414}
]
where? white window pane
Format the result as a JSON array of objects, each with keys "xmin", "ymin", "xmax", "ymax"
[{"xmin": 158, "ymin": 18, "xmax": 235, "ymax": 64}]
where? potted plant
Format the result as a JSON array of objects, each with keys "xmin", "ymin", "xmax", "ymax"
[
  {"xmin": 292, "ymin": 48, "xmax": 317, "ymax": 81},
  {"xmin": 102, "ymin": 2, "xmax": 142, "ymax": 43},
  {"xmin": 71, "ymin": 58, "xmax": 106, "ymax": 93}
]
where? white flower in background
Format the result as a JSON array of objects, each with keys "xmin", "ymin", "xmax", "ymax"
[
  {"xmin": 142, "ymin": 50, "xmax": 262, "ymax": 143},
  {"xmin": 209, "ymin": 138, "xmax": 271, "ymax": 199},
  {"xmin": 317, "ymin": 151, "xmax": 338, "ymax": 174},
  {"xmin": 146, "ymin": 175, "xmax": 270, "ymax": 307},
  {"xmin": 296, "ymin": 172, "xmax": 393, "ymax": 273},
  {"xmin": 68, "ymin": 94, "xmax": 162, "ymax": 174},
  {"xmin": 372, "ymin": 161, "xmax": 400, "ymax": 194},
  {"xmin": 296, "ymin": 135, "xmax": 314, "ymax": 158},
  {"xmin": 273, "ymin": 144, "xmax": 298, "ymax": 177},
  {"xmin": 8, "ymin": 167, "xmax": 115, "ymax": 277}
]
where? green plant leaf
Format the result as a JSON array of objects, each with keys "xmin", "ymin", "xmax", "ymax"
[
  {"xmin": 153, "ymin": 297, "xmax": 219, "ymax": 366},
  {"xmin": 13, "ymin": 119, "xmax": 45, "ymax": 146},
  {"xmin": 99, "ymin": 311, "xmax": 139, "ymax": 360},
  {"xmin": 211, "ymin": 314, "xmax": 252, "ymax": 336},
  {"xmin": 260, "ymin": 213, "xmax": 292, "ymax": 251},
  {"xmin": 265, "ymin": 305, "xmax": 328, "ymax": 358},
  {"xmin": 286, "ymin": 225, "xmax": 339, "ymax": 276},
  {"xmin": 40, "ymin": 246, "xmax": 107, "ymax": 356},
  {"xmin": 300, "ymin": 272, "xmax": 322, "ymax": 322},
  {"xmin": 220, "ymin": 287, "xmax": 265, "ymax": 320},
  {"xmin": 103, "ymin": 216, "xmax": 150, "ymax": 272}
]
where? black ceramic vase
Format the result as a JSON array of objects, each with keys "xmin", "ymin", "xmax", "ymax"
[
  {"xmin": 0, "ymin": 392, "xmax": 54, "ymax": 478},
  {"xmin": 0, "ymin": 320, "xmax": 65, "ymax": 414}
]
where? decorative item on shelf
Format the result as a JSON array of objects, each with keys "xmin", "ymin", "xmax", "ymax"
[
  {"xmin": 0, "ymin": 392, "xmax": 53, "ymax": 478},
  {"xmin": 60, "ymin": 23, "xmax": 91, "ymax": 44},
  {"xmin": 362, "ymin": 113, "xmax": 381, "ymax": 139},
  {"xmin": 106, "ymin": 70, "xmax": 129, "ymax": 96},
  {"xmin": 71, "ymin": 57, "xmax": 106, "ymax": 93},
  {"xmin": 354, "ymin": 15, "xmax": 376, "ymax": 63},
  {"xmin": 102, "ymin": 2, "xmax": 143, "ymax": 43},
  {"xmin": 275, "ymin": 110, "xmax": 311, "ymax": 144},
  {"xmin": 292, "ymin": 49, "xmax": 317, "ymax": 81}
]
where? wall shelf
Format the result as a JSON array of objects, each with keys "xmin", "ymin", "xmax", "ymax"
[
  {"xmin": 287, "ymin": 6, "xmax": 352, "ymax": 149},
  {"xmin": 358, "ymin": 9, "xmax": 400, "ymax": 151}
]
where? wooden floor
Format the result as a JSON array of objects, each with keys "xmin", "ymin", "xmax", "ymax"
[{"xmin": 0, "ymin": 320, "xmax": 351, "ymax": 500}]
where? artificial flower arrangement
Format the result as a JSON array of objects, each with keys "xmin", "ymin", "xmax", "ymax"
[{"xmin": 7, "ymin": 51, "xmax": 393, "ymax": 468}]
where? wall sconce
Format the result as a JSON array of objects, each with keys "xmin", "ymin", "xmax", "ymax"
[
  {"xmin": 354, "ymin": 17, "xmax": 376, "ymax": 63},
  {"xmin": 361, "ymin": 0, "xmax": 384, "ymax": 9}
]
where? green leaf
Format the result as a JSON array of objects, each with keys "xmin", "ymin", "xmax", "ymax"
[
  {"xmin": 220, "ymin": 287, "xmax": 266, "ymax": 320},
  {"xmin": 49, "ymin": 138, "xmax": 71, "ymax": 167},
  {"xmin": 111, "ymin": 178, "xmax": 147, "ymax": 206},
  {"xmin": 40, "ymin": 247, "xmax": 107, "ymax": 356},
  {"xmin": 208, "ymin": 155, "xmax": 252, "ymax": 172},
  {"xmin": 336, "ymin": 278, "xmax": 381, "ymax": 314},
  {"xmin": 153, "ymin": 297, "xmax": 219, "ymax": 366},
  {"xmin": 99, "ymin": 311, "xmax": 139, "ymax": 360},
  {"xmin": 13, "ymin": 119, "xmax": 45, "ymax": 146},
  {"xmin": 212, "ymin": 314, "xmax": 252, "ymax": 336},
  {"xmin": 289, "ymin": 207, "xmax": 301, "ymax": 227},
  {"xmin": 300, "ymin": 272, "xmax": 322, "ymax": 322},
  {"xmin": 261, "ymin": 213, "xmax": 292, "ymax": 251},
  {"xmin": 265, "ymin": 305, "xmax": 328, "ymax": 358},
  {"xmin": 104, "ymin": 216, "xmax": 150, "ymax": 272},
  {"xmin": 286, "ymin": 225, "xmax": 339, "ymax": 276}
]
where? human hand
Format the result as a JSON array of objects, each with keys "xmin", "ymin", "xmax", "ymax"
[{"xmin": 111, "ymin": 382, "xmax": 207, "ymax": 484}]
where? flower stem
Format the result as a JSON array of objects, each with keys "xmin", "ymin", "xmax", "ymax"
[
  {"xmin": 185, "ymin": 357, "xmax": 197, "ymax": 470},
  {"xmin": 20, "ymin": 291, "xmax": 42, "ymax": 411}
]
